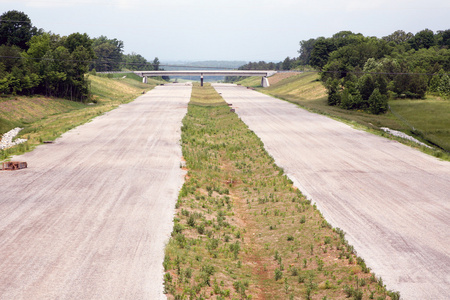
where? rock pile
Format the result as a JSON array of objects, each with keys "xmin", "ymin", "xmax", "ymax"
[
  {"xmin": 0, "ymin": 127, "xmax": 28, "ymax": 150},
  {"xmin": 380, "ymin": 127, "xmax": 431, "ymax": 148}
]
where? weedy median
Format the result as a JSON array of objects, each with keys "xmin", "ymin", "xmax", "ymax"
[{"xmin": 164, "ymin": 83, "xmax": 399, "ymax": 299}]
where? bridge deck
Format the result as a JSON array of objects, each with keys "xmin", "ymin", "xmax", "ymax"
[{"xmin": 135, "ymin": 70, "xmax": 277, "ymax": 77}]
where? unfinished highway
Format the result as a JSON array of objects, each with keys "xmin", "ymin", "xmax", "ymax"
[
  {"xmin": 0, "ymin": 84, "xmax": 191, "ymax": 299},
  {"xmin": 213, "ymin": 83, "xmax": 450, "ymax": 300},
  {"xmin": 1, "ymin": 81, "xmax": 449, "ymax": 299}
]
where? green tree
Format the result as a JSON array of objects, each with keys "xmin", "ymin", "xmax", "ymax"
[
  {"xmin": 0, "ymin": 10, "xmax": 38, "ymax": 50},
  {"xmin": 437, "ymin": 74, "xmax": 450, "ymax": 98},
  {"xmin": 436, "ymin": 29, "xmax": 450, "ymax": 48},
  {"xmin": 340, "ymin": 79, "xmax": 363, "ymax": 110},
  {"xmin": 331, "ymin": 31, "xmax": 363, "ymax": 48},
  {"xmin": 152, "ymin": 57, "xmax": 160, "ymax": 70},
  {"xmin": 382, "ymin": 30, "xmax": 414, "ymax": 45},
  {"xmin": 91, "ymin": 36, "xmax": 123, "ymax": 71},
  {"xmin": 282, "ymin": 56, "xmax": 292, "ymax": 70},
  {"xmin": 358, "ymin": 74, "xmax": 375, "ymax": 100},
  {"xmin": 325, "ymin": 78, "xmax": 341, "ymax": 106},
  {"xmin": 0, "ymin": 44, "xmax": 22, "ymax": 71},
  {"xmin": 65, "ymin": 32, "xmax": 94, "ymax": 57},
  {"xmin": 298, "ymin": 38, "xmax": 316, "ymax": 65},
  {"xmin": 310, "ymin": 38, "xmax": 336, "ymax": 69},
  {"xmin": 26, "ymin": 33, "xmax": 56, "ymax": 59},
  {"xmin": 122, "ymin": 52, "xmax": 153, "ymax": 70},
  {"xmin": 407, "ymin": 68, "xmax": 428, "ymax": 98},
  {"xmin": 409, "ymin": 29, "xmax": 435, "ymax": 50},
  {"xmin": 368, "ymin": 88, "xmax": 388, "ymax": 114}
]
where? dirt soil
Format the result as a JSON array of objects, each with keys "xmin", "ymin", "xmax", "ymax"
[
  {"xmin": 213, "ymin": 83, "xmax": 450, "ymax": 300},
  {"xmin": 0, "ymin": 84, "xmax": 191, "ymax": 299}
]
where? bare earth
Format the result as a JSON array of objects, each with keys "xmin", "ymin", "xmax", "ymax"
[
  {"xmin": 0, "ymin": 84, "xmax": 191, "ymax": 299},
  {"xmin": 213, "ymin": 83, "xmax": 450, "ymax": 300}
]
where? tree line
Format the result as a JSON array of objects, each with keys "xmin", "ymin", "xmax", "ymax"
[
  {"xmin": 0, "ymin": 10, "xmax": 160, "ymax": 101},
  {"xmin": 227, "ymin": 29, "xmax": 449, "ymax": 114},
  {"xmin": 224, "ymin": 57, "xmax": 298, "ymax": 82},
  {"xmin": 300, "ymin": 29, "xmax": 450, "ymax": 113}
]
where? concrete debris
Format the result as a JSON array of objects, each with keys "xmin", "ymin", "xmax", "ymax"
[
  {"xmin": 1, "ymin": 161, "xmax": 27, "ymax": 170},
  {"xmin": 380, "ymin": 127, "xmax": 432, "ymax": 148},
  {"xmin": 0, "ymin": 127, "xmax": 28, "ymax": 150}
]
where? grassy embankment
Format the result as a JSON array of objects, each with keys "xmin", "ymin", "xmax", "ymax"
[
  {"xmin": 240, "ymin": 72, "xmax": 450, "ymax": 159},
  {"xmin": 0, "ymin": 73, "xmax": 163, "ymax": 160},
  {"xmin": 163, "ymin": 83, "xmax": 398, "ymax": 299}
]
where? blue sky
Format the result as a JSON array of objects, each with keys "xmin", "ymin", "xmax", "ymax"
[{"xmin": 1, "ymin": 0, "xmax": 449, "ymax": 62}]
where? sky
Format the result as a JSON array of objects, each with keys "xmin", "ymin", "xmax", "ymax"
[{"xmin": 1, "ymin": 0, "xmax": 449, "ymax": 63}]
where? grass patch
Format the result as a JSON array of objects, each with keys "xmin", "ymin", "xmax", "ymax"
[
  {"xmin": 189, "ymin": 82, "xmax": 227, "ymax": 106},
  {"xmin": 389, "ymin": 97, "xmax": 450, "ymax": 152},
  {"xmin": 266, "ymin": 72, "xmax": 326, "ymax": 101},
  {"xmin": 232, "ymin": 76, "xmax": 261, "ymax": 88},
  {"xmin": 164, "ymin": 84, "xmax": 398, "ymax": 299},
  {"xmin": 0, "ymin": 74, "xmax": 161, "ymax": 161}
]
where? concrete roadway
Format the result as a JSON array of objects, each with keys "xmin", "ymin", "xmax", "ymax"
[
  {"xmin": 213, "ymin": 83, "xmax": 450, "ymax": 300},
  {"xmin": 0, "ymin": 84, "xmax": 191, "ymax": 299}
]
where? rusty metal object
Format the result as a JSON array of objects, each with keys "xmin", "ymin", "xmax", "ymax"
[{"xmin": 1, "ymin": 161, "xmax": 27, "ymax": 171}]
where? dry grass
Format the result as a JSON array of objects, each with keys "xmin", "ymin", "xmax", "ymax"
[
  {"xmin": 267, "ymin": 73, "xmax": 298, "ymax": 86},
  {"xmin": 189, "ymin": 82, "xmax": 227, "ymax": 106},
  {"xmin": 265, "ymin": 72, "xmax": 326, "ymax": 101}
]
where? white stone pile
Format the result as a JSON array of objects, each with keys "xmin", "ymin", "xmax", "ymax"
[
  {"xmin": 0, "ymin": 127, "xmax": 28, "ymax": 150},
  {"xmin": 380, "ymin": 127, "xmax": 431, "ymax": 148}
]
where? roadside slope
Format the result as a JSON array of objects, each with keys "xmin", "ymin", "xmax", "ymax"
[
  {"xmin": 1, "ymin": 74, "xmax": 156, "ymax": 161},
  {"xmin": 213, "ymin": 83, "xmax": 450, "ymax": 300}
]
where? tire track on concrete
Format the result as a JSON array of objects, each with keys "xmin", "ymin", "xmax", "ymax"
[
  {"xmin": 0, "ymin": 84, "xmax": 191, "ymax": 299},
  {"xmin": 213, "ymin": 83, "xmax": 450, "ymax": 300}
]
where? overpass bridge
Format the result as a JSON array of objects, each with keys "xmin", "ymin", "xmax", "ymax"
[{"xmin": 134, "ymin": 70, "xmax": 277, "ymax": 87}]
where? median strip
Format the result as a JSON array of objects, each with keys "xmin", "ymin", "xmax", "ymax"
[{"xmin": 163, "ymin": 83, "xmax": 399, "ymax": 299}]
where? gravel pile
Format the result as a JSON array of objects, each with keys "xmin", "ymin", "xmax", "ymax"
[
  {"xmin": 380, "ymin": 127, "xmax": 432, "ymax": 148},
  {"xmin": 0, "ymin": 127, "xmax": 28, "ymax": 150}
]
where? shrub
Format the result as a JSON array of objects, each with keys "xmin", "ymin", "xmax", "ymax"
[
  {"xmin": 275, "ymin": 268, "xmax": 283, "ymax": 281},
  {"xmin": 230, "ymin": 241, "xmax": 240, "ymax": 259},
  {"xmin": 187, "ymin": 215, "xmax": 196, "ymax": 227},
  {"xmin": 368, "ymin": 88, "xmax": 388, "ymax": 114},
  {"xmin": 197, "ymin": 223, "xmax": 205, "ymax": 234}
]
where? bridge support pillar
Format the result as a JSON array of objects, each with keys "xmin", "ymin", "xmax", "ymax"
[
  {"xmin": 261, "ymin": 76, "xmax": 270, "ymax": 87},
  {"xmin": 201, "ymin": 74, "xmax": 204, "ymax": 87},
  {"xmin": 142, "ymin": 76, "xmax": 148, "ymax": 84}
]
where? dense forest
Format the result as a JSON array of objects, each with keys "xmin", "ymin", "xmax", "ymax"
[
  {"xmin": 0, "ymin": 10, "xmax": 159, "ymax": 102},
  {"xmin": 302, "ymin": 30, "xmax": 450, "ymax": 113}
]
